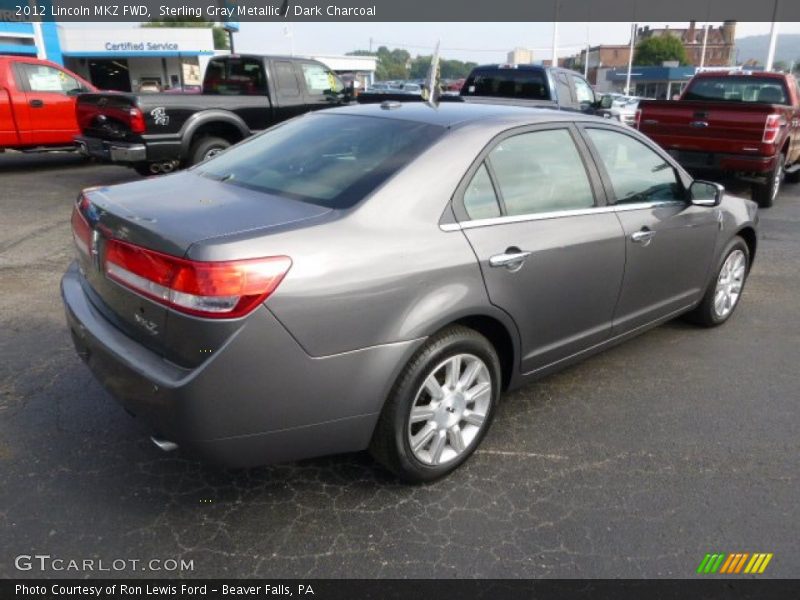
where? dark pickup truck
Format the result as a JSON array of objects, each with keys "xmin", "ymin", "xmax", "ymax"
[
  {"xmin": 76, "ymin": 54, "xmax": 349, "ymax": 175},
  {"xmin": 637, "ymin": 70, "xmax": 800, "ymax": 207},
  {"xmin": 359, "ymin": 64, "xmax": 613, "ymax": 116}
]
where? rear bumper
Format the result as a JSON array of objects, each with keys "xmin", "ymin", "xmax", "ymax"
[
  {"xmin": 666, "ymin": 148, "xmax": 777, "ymax": 174},
  {"xmin": 75, "ymin": 135, "xmax": 182, "ymax": 164},
  {"xmin": 76, "ymin": 136, "xmax": 146, "ymax": 163},
  {"xmin": 61, "ymin": 262, "xmax": 423, "ymax": 467}
]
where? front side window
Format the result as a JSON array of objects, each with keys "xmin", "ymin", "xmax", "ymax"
[
  {"xmin": 196, "ymin": 114, "xmax": 444, "ymax": 209},
  {"xmin": 585, "ymin": 128, "xmax": 683, "ymax": 204},
  {"xmin": 21, "ymin": 64, "xmax": 81, "ymax": 93},
  {"xmin": 300, "ymin": 63, "xmax": 344, "ymax": 95},
  {"xmin": 487, "ymin": 129, "xmax": 595, "ymax": 216}
]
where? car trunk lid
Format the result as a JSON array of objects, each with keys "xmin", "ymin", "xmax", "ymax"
[{"xmin": 72, "ymin": 171, "xmax": 331, "ymax": 365}]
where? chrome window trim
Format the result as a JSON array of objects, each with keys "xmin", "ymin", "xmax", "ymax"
[{"xmin": 440, "ymin": 200, "xmax": 685, "ymax": 231}]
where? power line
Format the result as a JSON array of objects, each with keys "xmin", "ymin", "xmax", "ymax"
[{"xmin": 369, "ymin": 40, "xmax": 588, "ymax": 54}]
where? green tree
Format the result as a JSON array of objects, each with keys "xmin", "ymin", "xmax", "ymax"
[
  {"xmin": 409, "ymin": 56, "xmax": 478, "ymax": 80},
  {"xmin": 634, "ymin": 36, "xmax": 688, "ymax": 66},
  {"xmin": 142, "ymin": 17, "xmax": 230, "ymax": 51},
  {"xmin": 347, "ymin": 46, "xmax": 410, "ymax": 80}
]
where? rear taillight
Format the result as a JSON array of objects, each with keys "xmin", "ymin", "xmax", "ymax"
[
  {"xmin": 762, "ymin": 114, "xmax": 784, "ymax": 144},
  {"xmin": 103, "ymin": 239, "xmax": 291, "ymax": 319},
  {"xmin": 634, "ymin": 108, "xmax": 642, "ymax": 129},
  {"xmin": 129, "ymin": 107, "xmax": 146, "ymax": 134},
  {"xmin": 71, "ymin": 199, "xmax": 91, "ymax": 258}
]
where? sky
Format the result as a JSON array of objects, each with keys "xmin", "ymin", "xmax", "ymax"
[
  {"xmin": 66, "ymin": 21, "xmax": 800, "ymax": 64},
  {"xmin": 231, "ymin": 22, "xmax": 800, "ymax": 63}
]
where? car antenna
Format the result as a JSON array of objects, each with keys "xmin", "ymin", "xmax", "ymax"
[{"xmin": 423, "ymin": 41, "xmax": 441, "ymax": 109}]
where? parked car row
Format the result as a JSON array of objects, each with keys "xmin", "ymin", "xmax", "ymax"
[{"xmin": 5, "ymin": 53, "xmax": 797, "ymax": 212}]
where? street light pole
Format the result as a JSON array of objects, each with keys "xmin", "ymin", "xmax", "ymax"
[
  {"xmin": 699, "ymin": 23, "xmax": 709, "ymax": 68},
  {"xmin": 584, "ymin": 23, "xmax": 590, "ymax": 78},
  {"xmin": 625, "ymin": 22, "xmax": 636, "ymax": 95},
  {"xmin": 766, "ymin": 1, "xmax": 781, "ymax": 71}
]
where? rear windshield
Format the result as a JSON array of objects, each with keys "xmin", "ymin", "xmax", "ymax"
[
  {"xmin": 195, "ymin": 114, "xmax": 444, "ymax": 209},
  {"xmin": 203, "ymin": 57, "xmax": 266, "ymax": 95},
  {"xmin": 683, "ymin": 76, "xmax": 789, "ymax": 104},
  {"xmin": 461, "ymin": 68, "xmax": 550, "ymax": 100}
]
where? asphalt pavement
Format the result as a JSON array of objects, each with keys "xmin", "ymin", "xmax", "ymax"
[{"xmin": 0, "ymin": 152, "xmax": 798, "ymax": 579}]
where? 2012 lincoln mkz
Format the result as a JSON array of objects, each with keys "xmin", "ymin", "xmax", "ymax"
[{"xmin": 62, "ymin": 103, "xmax": 759, "ymax": 482}]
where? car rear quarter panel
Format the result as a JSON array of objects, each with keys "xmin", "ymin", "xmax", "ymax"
[{"xmin": 185, "ymin": 122, "xmax": 523, "ymax": 360}]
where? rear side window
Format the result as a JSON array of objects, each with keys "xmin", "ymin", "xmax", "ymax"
[
  {"xmin": 462, "ymin": 68, "xmax": 550, "ymax": 100},
  {"xmin": 683, "ymin": 76, "xmax": 789, "ymax": 104},
  {"xmin": 487, "ymin": 129, "xmax": 594, "ymax": 216},
  {"xmin": 203, "ymin": 58, "xmax": 266, "ymax": 95},
  {"xmin": 274, "ymin": 61, "xmax": 300, "ymax": 97},
  {"xmin": 463, "ymin": 164, "xmax": 501, "ymax": 219},
  {"xmin": 585, "ymin": 128, "xmax": 683, "ymax": 204},
  {"xmin": 300, "ymin": 63, "xmax": 344, "ymax": 96},
  {"xmin": 196, "ymin": 114, "xmax": 444, "ymax": 209}
]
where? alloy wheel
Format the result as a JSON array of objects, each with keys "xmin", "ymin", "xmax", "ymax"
[
  {"xmin": 713, "ymin": 249, "xmax": 746, "ymax": 319},
  {"xmin": 407, "ymin": 353, "xmax": 492, "ymax": 466}
]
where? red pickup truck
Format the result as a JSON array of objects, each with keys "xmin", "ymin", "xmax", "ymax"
[
  {"xmin": 0, "ymin": 56, "xmax": 95, "ymax": 153},
  {"xmin": 637, "ymin": 70, "xmax": 800, "ymax": 207}
]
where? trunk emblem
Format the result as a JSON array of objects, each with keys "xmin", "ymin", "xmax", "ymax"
[
  {"xmin": 90, "ymin": 229, "xmax": 101, "ymax": 269},
  {"xmin": 134, "ymin": 313, "xmax": 159, "ymax": 336}
]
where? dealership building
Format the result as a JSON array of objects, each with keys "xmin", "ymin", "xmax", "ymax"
[
  {"xmin": 1, "ymin": 21, "xmax": 377, "ymax": 91},
  {"xmin": 0, "ymin": 21, "xmax": 216, "ymax": 91}
]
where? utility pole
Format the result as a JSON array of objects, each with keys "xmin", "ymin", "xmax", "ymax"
[
  {"xmin": 766, "ymin": 0, "xmax": 781, "ymax": 71},
  {"xmin": 369, "ymin": 37, "xmax": 373, "ymax": 53},
  {"xmin": 625, "ymin": 23, "xmax": 636, "ymax": 95}
]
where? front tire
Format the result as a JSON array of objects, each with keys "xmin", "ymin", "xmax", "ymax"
[
  {"xmin": 370, "ymin": 326, "xmax": 501, "ymax": 483},
  {"xmin": 685, "ymin": 236, "xmax": 750, "ymax": 327}
]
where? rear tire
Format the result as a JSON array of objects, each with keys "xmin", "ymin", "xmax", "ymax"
[
  {"xmin": 752, "ymin": 152, "xmax": 784, "ymax": 208},
  {"xmin": 188, "ymin": 136, "xmax": 230, "ymax": 166},
  {"xmin": 684, "ymin": 236, "xmax": 750, "ymax": 327},
  {"xmin": 369, "ymin": 326, "xmax": 501, "ymax": 483}
]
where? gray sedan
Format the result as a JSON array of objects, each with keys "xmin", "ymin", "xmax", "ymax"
[{"xmin": 62, "ymin": 103, "xmax": 759, "ymax": 482}]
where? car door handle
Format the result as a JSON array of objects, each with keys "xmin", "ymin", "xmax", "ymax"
[
  {"xmin": 29, "ymin": 99, "xmax": 44, "ymax": 108},
  {"xmin": 630, "ymin": 229, "xmax": 656, "ymax": 244},
  {"xmin": 489, "ymin": 250, "xmax": 532, "ymax": 269}
]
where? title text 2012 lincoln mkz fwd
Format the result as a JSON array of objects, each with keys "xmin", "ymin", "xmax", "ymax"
[{"xmin": 62, "ymin": 103, "xmax": 758, "ymax": 482}]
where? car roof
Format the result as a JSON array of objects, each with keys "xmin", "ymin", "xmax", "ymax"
[
  {"xmin": 471, "ymin": 64, "xmax": 547, "ymax": 71},
  {"xmin": 325, "ymin": 101, "xmax": 601, "ymax": 129}
]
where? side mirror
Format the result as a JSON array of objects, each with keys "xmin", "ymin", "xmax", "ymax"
[
  {"xmin": 600, "ymin": 94, "xmax": 614, "ymax": 109},
  {"xmin": 690, "ymin": 180, "xmax": 724, "ymax": 207}
]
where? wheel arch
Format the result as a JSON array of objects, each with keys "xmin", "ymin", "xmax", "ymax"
[
  {"xmin": 179, "ymin": 111, "xmax": 250, "ymax": 159},
  {"xmin": 409, "ymin": 312, "xmax": 519, "ymax": 392},
  {"xmin": 736, "ymin": 225, "xmax": 758, "ymax": 264}
]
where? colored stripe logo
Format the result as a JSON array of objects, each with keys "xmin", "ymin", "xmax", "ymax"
[{"xmin": 697, "ymin": 552, "xmax": 773, "ymax": 574}]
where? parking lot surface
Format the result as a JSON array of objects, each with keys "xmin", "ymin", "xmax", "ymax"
[{"xmin": 1, "ymin": 152, "xmax": 798, "ymax": 578}]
